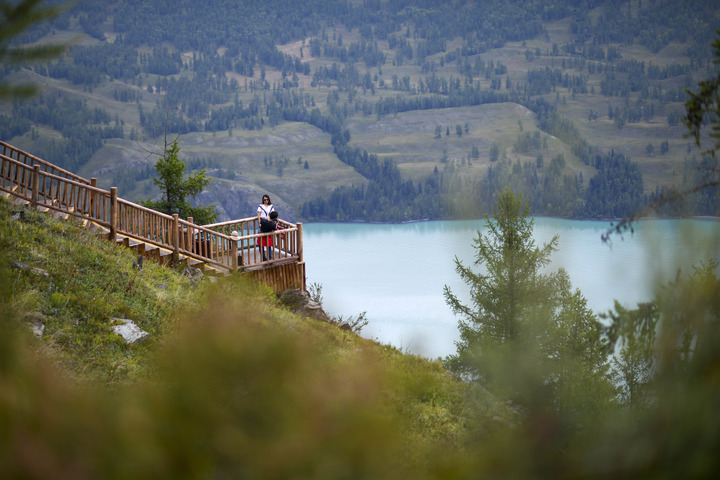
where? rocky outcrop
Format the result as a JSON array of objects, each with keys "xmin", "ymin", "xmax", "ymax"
[
  {"xmin": 10, "ymin": 261, "xmax": 50, "ymax": 278},
  {"xmin": 277, "ymin": 288, "xmax": 337, "ymax": 321},
  {"xmin": 277, "ymin": 289, "xmax": 331, "ymax": 322},
  {"xmin": 276, "ymin": 289, "xmax": 363, "ymax": 332}
]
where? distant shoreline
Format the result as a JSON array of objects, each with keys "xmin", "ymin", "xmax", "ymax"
[{"xmin": 302, "ymin": 215, "xmax": 720, "ymax": 225}]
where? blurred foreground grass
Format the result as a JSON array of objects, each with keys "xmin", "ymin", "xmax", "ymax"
[
  {"xmin": 0, "ymin": 196, "xmax": 513, "ymax": 478},
  {"xmin": 2, "ymin": 195, "xmax": 720, "ymax": 479}
]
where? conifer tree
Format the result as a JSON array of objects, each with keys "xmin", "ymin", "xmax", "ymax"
[
  {"xmin": 141, "ymin": 138, "xmax": 218, "ymax": 225},
  {"xmin": 444, "ymin": 188, "xmax": 613, "ymax": 418},
  {"xmin": 444, "ymin": 188, "xmax": 558, "ymax": 378}
]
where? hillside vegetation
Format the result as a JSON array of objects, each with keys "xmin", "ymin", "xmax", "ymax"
[
  {"xmin": 3, "ymin": 187, "xmax": 720, "ymax": 478},
  {"xmin": 0, "ymin": 195, "xmax": 517, "ymax": 476},
  {"xmin": 2, "ymin": 0, "xmax": 719, "ymax": 222}
]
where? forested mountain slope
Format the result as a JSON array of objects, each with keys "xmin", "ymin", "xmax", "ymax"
[{"xmin": 2, "ymin": 0, "xmax": 719, "ymax": 221}]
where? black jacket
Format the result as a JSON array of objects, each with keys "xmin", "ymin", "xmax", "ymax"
[{"xmin": 259, "ymin": 218, "xmax": 277, "ymax": 233}]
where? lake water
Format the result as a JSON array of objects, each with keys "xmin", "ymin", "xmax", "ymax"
[{"xmin": 303, "ymin": 218, "xmax": 720, "ymax": 359}]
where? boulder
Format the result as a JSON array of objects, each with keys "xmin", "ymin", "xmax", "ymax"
[
  {"xmin": 183, "ymin": 266, "xmax": 204, "ymax": 285},
  {"xmin": 111, "ymin": 318, "xmax": 149, "ymax": 344}
]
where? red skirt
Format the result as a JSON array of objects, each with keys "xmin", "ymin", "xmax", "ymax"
[{"xmin": 260, "ymin": 235, "xmax": 273, "ymax": 247}]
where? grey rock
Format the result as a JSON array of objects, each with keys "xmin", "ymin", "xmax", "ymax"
[
  {"xmin": 28, "ymin": 319, "xmax": 45, "ymax": 338},
  {"xmin": 305, "ymin": 300, "xmax": 322, "ymax": 310},
  {"xmin": 111, "ymin": 318, "xmax": 149, "ymax": 344},
  {"xmin": 183, "ymin": 266, "xmax": 204, "ymax": 284},
  {"xmin": 10, "ymin": 261, "xmax": 49, "ymax": 277},
  {"xmin": 277, "ymin": 288, "xmax": 331, "ymax": 323}
]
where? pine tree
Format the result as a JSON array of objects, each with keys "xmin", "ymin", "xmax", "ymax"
[
  {"xmin": 444, "ymin": 188, "xmax": 558, "ymax": 378},
  {"xmin": 141, "ymin": 139, "xmax": 218, "ymax": 225},
  {"xmin": 444, "ymin": 188, "xmax": 613, "ymax": 417}
]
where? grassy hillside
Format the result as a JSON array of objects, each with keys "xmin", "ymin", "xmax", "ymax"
[
  {"xmin": 4, "ymin": 196, "xmax": 720, "ymax": 478},
  {"xmin": 0, "ymin": 195, "xmax": 519, "ymax": 476}
]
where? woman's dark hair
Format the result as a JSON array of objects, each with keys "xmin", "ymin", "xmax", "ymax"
[{"xmin": 262, "ymin": 195, "xmax": 271, "ymax": 203}]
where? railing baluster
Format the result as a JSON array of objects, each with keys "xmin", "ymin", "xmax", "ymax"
[
  {"xmin": 70, "ymin": 183, "xmax": 77, "ymax": 211},
  {"xmin": 172, "ymin": 214, "xmax": 179, "ymax": 266},
  {"xmin": 31, "ymin": 166, "xmax": 39, "ymax": 207},
  {"xmin": 109, "ymin": 187, "xmax": 117, "ymax": 242},
  {"xmin": 62, "ymin": 180, "xmax": 69, "ymax": 208},
  {"xmin": 47, "ymin": 176, "xmax": 55, "ymax": 205},
  {"xmin": 186, "ymin": 217, "xmax": 194, "ymax": 254}
]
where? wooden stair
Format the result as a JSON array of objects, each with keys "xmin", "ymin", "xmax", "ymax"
[{"xmin": 4, "ymin": 192, "xmax": 228, "ymax": 278}]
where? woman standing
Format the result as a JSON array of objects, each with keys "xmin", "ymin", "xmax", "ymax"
[
  {"xmin": 256, "ymin": 194, "xmax": 276, "ymax": 261},
  {"xmin": 257, "ymin": 194, "xmax": 275, "ymax": 221}
]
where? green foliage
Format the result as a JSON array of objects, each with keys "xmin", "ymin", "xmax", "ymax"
[
  {"xmin": 301, "ymin": 133, "xmax": 449, "ymax": 221},
  {"xmin": 590, "ymin": 259, "xmax": 720, "ymax": 478},
  {"xmin": 686, "ymin": 33, "xmax": 720, "ymax": 157},
  {"xmin": 605, "ymin": 32, "xmax": 720, "ymax": 238},
  {"xmin": 13, "ymin": 91, "xmax": 124, "ymax": 171},
  {"xmin": 603, "ymin": 301, "xmax": 655, "ymax": 411},
  {"xmin": 583, "ymin": 151, "xmax": 646, "ymax": 218},
  {"xmin": 0, "ymin": 0, "xmax": 66, "ymax": 98},
  {"xmin": 140, "ymin": 139, "xmax": 218, "ymax": 225},
  {"xmin": 4, "ymin": 0, "xmax": 713, "ymax": 223},
  {"xmin": 3, "ymin": 172, "xmax": 720, "ymax": 479},
  {"xmin": 0, "ymin": 112, "xmax": 31, "ymax": 139},
  {"xmin": 443, "ymin": 188, "xmax": 613, "ymax": 420}
]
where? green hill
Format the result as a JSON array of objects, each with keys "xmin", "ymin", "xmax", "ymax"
[{"xmin": 0, "ymin": 194, "xmax": 518, "ymax": 476}]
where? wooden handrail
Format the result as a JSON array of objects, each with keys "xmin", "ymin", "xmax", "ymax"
[
  {"xmin": 1, "ymin": 148, "xmax": 303, "ymax": 277},
  {"xmin": 1, "ymin": 140, "xmax": 91, "ymax": 185}
]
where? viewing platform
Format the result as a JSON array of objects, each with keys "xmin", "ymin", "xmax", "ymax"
[{"xmin": 1, "ymin": 140, "xmax": 305, "ymax": 291}]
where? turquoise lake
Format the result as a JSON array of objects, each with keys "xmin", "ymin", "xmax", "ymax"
[{"xmin": 303, "ymin": 218, "xmax": 720, "ymax": 359}]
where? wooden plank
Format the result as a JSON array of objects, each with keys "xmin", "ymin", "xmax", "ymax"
[{"xmin": 243, "ymin": 262, "xmax": 305, "ymax": 292}]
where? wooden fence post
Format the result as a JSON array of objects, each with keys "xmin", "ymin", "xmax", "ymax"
[
  {"xmin": 172, "ymin": 214, "xmax": 180, "ymax": 266},
  {"xmin": 109, "ymin": 187, "xmax": 117, "ymax": 242},
  {"xmin": 31, "ymin": 165, "xmax": 39, "ymax": 208},
  {"xmin": 231, "ymin": 230, "xmax": 239, "ymax": 272},
  {"xmin": 89, "ymin": 178, "xmax": 97, "ymax": 216},
  {"xmin": 187, "ymin": 216, "xmax": 193, "ymax": 253},
  {"xmin": 297, "ymin": 222, "xmax": 303, "ymax": 262}
]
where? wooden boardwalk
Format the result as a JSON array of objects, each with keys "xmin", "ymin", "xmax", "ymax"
[{"xmin": 1, "ymin": 140, "xmax": 306, "ymax": 291}]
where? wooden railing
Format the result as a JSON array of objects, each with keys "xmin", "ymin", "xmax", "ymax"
[
  {"xmin": 0, "ymin": 146, "xmax": 304, "ymax": 280},
  {"xmin": 203, "ymin": 217, "xmax": 303, "ymax": 268},
  {"xmin": 1, "ymin": 140, "xmax": 92, "ymax": 186}
]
